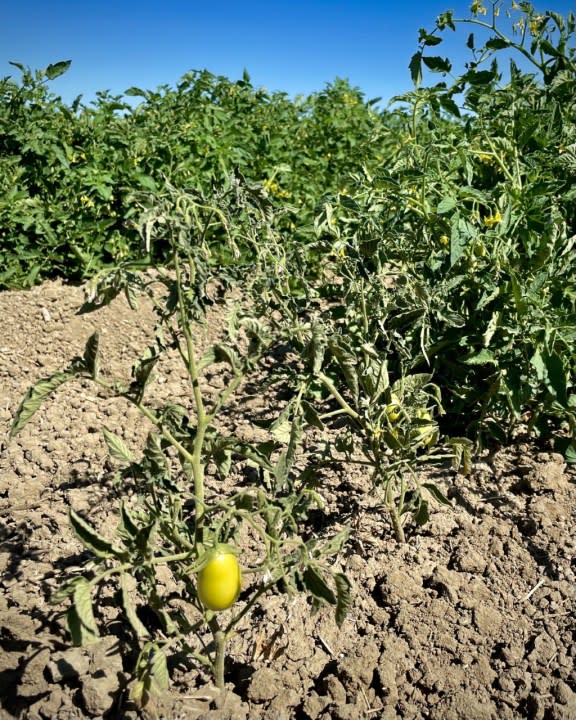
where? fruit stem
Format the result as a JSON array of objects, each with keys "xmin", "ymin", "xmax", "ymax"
[{"xmin": 209, "ymin": 616, "xmax": 227, "ymax": 691}]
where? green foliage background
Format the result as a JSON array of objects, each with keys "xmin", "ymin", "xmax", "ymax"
[{"xmin": 0, "ymin": 62, "xmax": 386, "ymax": 287}]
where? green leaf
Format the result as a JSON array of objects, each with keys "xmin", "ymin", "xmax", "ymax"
[
  {"xmin": 8, "ymin": 61, "xmax": 26, "ymax": 73},
  {"xmin": 103, "ymin": 428, "xmax": 133, "ymax": 463},
  {"xmin": 69, "ymin": 507, "xmax": 126, "ymax": 560},
  {"xmin": 125, "ymin": 87, "xmax": 149, "ymax": 98},
  {"xmin": 151, "ymin": 646, "xmax": 170, "ymax": 690},
  {"xmin": 392, "ymin": 373, "xmax": 433, "ymax": 398},
  {"xmin": 50, "ymin": 576, "xmax": 87, "ymax": 605},
  {"xmin": 418, "ymin": 30, "xmax": 443, "ymax": 47},
  {"xmin": 439, "ymin": 94, "xmax": 461, "ymax": 117},
  {"xmin": 121, "ymin": 574, "xmax": 150, "ymax": 639},
  {"xmin": 436, "ymin": 196, "xmax": 457, "ymax": 214},
  {"xmin": 10, "ymin": 371, "xmax": 75, "ymax": 438},
  {"xmin": 270, "ymin": 402, "xmax": 293, "ymax": 444},
  {"xmin": 45, "ymin": 60, "xmax": 71, "ymax": 80},
  {"xmin": 212, "ymin": 443, "xmax": 233, "ymax": 479},
  {"xmin": 84, "ymin": 332, "xmax": 100, "ymax": 380},
  {"xmin": 422, "ymin": 56, "xmax": 452, "ymax": 73},
  {"xmin": 301, "ymin": 399, "xmax": 325, "ymax": 431},
  {"xmin": 273, "ymin": 449, "xmax": 291, "ymax": 493},
  {"xmin": 132, "ymin": 642, "xmax": 168, "ymax": 710},
  {"xmin": 422, "ymin": 482, "xmax": 451, "ymax": 506},
  {"xmin": 119, "ymin": 502, "xmax": 140, "ymax": 542},
  {"xmin": 485, "ymin": 37, "xmax": 510, "ymax": 50},
  {"xmin": 135, "ymin": 174, "xmax": 157, "ymax": 191},
  {"xmin": 413, "ymin": 499, "xmax": 430, "ymax": 526},
  {"xmin": 318, "ymin": 527, "xmax": 350, "ymax": 558},
  {"xmin": 436, "ymin": 11, "xmax": 455, "ymax": 31},
  {"xmin": 303, "ymin": 567, "xmax": 336, "ymax": 606},
  {"xmin": 464, "ymin": 69, "xmax": 497, "ymax": 85},
  {"xmin": 198, "ymin": 346, "xmax": 217, "ymax": 371},
  {"xmin": 95, "ymin": 184, "xmax": 113, "ymax": 201},
  {"xmin": 450, "ymin": 212, "xmax": 468, "ymax": 267},
  {"xmin": 539, "ymin": 38, "xmax": 562, "ymax": 58},
  {"xmin": 330, "ymin": 345, "xmax": 359, "ymax": 402},
  {"xmin": 212, "ymin": 343, "xmax": 241, "ymax": 371},
  {"xmin": 449, "ymin": 437, "xmax": 474, "ymax": 475},
  {"xmin": 210, "ymin": 436, "xmax": 274, "ymax": 472},
  {"xmin": 462, "ymin": 349, "xmax": 497, "ymax": 365},
  {"xmin": 532, "ymin": 349, "xmax": 568, "ymax": 405},
  {"xmin": 130, "ymin": 345, "xmax": 159, "ymax": 400},
  {"xmin": 70, "ymin": 578, "xmax": 99, "ymax": 645},
  {"xmin": 409, "ymin": 52, "xmax": 423, "ymax": 87},
  {"xmin": 307, "ymin": 322, "xmax": 327, "ymax": 375},
  {"xmin": 144, "ymin": 431, "xmax": 169, "ymax": 474},
  {"xmin": 564, "ymin": 442, "xmax": 576, "ymax": 464},
  {"xmin": 334, "ymin": 572, "xmax": 352, "ymax": 626},
  {"xmin": 124, "ymin": 283, "xmax": 139, "ymax": 311}
]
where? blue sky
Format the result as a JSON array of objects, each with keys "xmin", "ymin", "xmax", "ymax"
[{"xmin": 2, "ymin": 1, "xmax": 575, "ymax": 107}]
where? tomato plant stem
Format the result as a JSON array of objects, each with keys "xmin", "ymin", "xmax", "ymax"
[
  {"xmin": 317, "ymin": 371, "xmax": 360, "ymax": 420},
  {"xmin": 208, "ymin": 617, "xmax": 227, "ymax": 691},
  {"xmin": 389, "ymin": 506, "xmax": 406, "ymax": 544},
  {"xmin": 175, "ymin": 251, "xmax": 208, "ymax": 545}
]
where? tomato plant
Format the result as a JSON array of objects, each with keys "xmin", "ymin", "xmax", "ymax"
[{"xmin": 10, "ymin": 180, "xmax": 351, "ymax": 703}]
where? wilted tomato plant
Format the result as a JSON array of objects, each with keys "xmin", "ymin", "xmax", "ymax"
[
  {"xmin": 246, "ymin": 200, "xmax": 472, "ymax": 544},
  {"xmin": 10, "ymin": 178, "xmax": 351, "ymax": 705}
]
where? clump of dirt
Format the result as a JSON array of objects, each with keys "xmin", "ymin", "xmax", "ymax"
[{"xmin": 1, "ymin": 279, "xmax": 575, "ymax": 720}]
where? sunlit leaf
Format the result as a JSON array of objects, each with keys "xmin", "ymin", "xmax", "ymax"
[
  {"xmin": 10, "ymin": 371, "xmax": 76, "ymax": 438},
  {"xmin": 437, "ymin": 196, "xmax": 457, "ymax": 214},
  {"xmin": 121, "ymin": 574, "xmax": 150, "ymax": 639},
  {"xmin": 422, "ymin": 482, "xmax": 451, "ymax": 506},
  {"xmin": 69, "ymin": 578, "xmax": 99, "ymax": 645},
  {"xmin": 69, "ymin": 508, "xmax": 126, "ymax": 560},
  {"xmin": 45, "ymin": 60, "xmax": 71, "ymax": 79}
]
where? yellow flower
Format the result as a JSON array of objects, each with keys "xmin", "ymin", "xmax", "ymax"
[
  {"xmin": 263, "ymin": 178, "xmax": 290, "ymax": 199},
  {"xmin": 330, "ymin": 243, "xmax": 347, "ymax": 259},
  {"xmin": 80, "ymin": 195, "xmax": 94, "ymax": 208},
  {"xmin": 484, "ymin": 211, "xmax": 502, "ymax": 228},
  {"xmin": 439, "ymin": 234, "xmax": 450, "ymax": 246},
  {"xmin": 529, "ymin": 16, "xmax": 545, "ymax": 35},
  {"xmin": 471, "ymin": 1, "xmax": 487, "ymax": 15},
  {"xmin": 478, "ymin": 152, "xmax": 494, "ymax": 164}
]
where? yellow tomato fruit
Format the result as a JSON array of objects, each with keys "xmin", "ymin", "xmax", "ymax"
[
  {"xmin": 385, "ymin": 394, "xmax": 402, "ymax": 423},
  {"xmin": 197, "ymin": 547, "xmax": 242, "ymax": 612},
  {"xmin": 412, "ymin": 408, "xmax": 438, "ymax": 447}
]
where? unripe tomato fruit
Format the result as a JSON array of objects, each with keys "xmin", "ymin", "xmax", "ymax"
[
  {"xmin": 412, "ymin": 408, "xmax": 438, "ymax": 447},
  {"xmin": 385, "ymin": 393, "xmax": 401, "ymax": 423},
  {"xmin": 197, "ymin": 547, "xmax": 241, "ymax": 611}
]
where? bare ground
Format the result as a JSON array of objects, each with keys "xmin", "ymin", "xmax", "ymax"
[{"xmin": 0, "ymin": 279, "xmax": 575, "ymax": 720}]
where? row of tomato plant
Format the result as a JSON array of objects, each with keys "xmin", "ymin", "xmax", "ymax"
[
  {"xmin": 6, "ymin": 0, "xmax": 576, "ymax": 708},
  {"xmin": 1, "ymin": 62, "xmax": 387, "ymax": 288}
]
